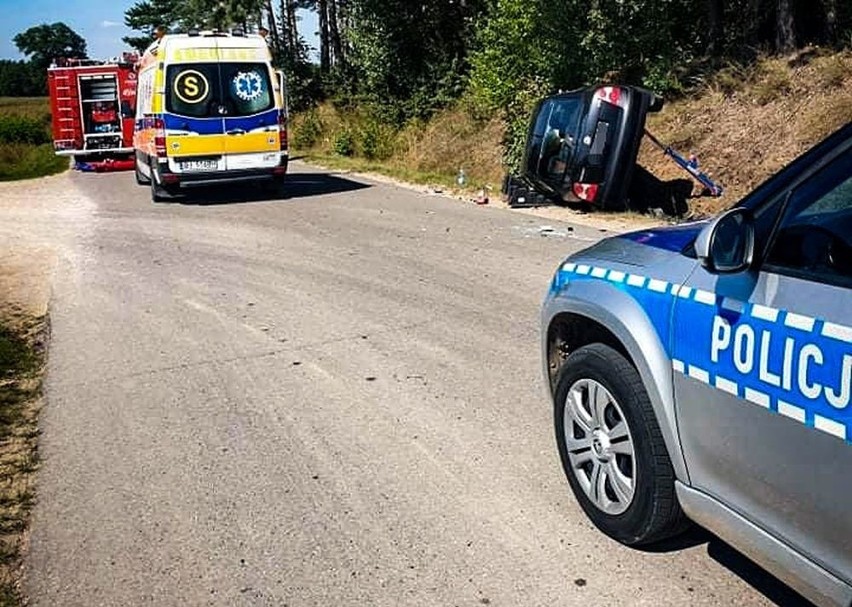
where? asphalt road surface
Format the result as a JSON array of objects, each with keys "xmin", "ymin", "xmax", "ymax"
[{"xmin": 23, "ymin": 164, "xmax": 811, "ymax": 606}]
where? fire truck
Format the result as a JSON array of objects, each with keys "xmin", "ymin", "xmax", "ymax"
[{"xmin": 47, "ymin": 53, "xmax": 139, "ymax": 166}]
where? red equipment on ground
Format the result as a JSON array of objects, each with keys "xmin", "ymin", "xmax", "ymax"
[{"xmin": 47, "ymin": 54, "xmax": 139, "ymax": 171}]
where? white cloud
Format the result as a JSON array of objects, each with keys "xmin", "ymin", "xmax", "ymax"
[{"xmin": 101, "ymin": 20, "xmax": 120, "ymax": 28}]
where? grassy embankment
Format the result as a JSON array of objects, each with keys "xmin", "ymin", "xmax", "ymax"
[
  {"xmin": 0, "ymin": 315, "xmax": 44, "ymax": 607},
  {"xmin": 0, "ymin": 97, "xmax": 67, "ymax": 182},
  {"xmin": 0, "ymin": 95, "xmax": 56, "ymax": 605},
  {"xmin": 291, "ymin": 52, "xmax": 852, "ymax": 215}
]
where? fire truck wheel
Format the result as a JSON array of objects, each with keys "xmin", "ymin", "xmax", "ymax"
[{"xmin": 135, "ymin": 159, "xmax": 151, "ymax": 185}]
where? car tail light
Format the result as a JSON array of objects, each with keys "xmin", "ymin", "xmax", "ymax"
[
  {"xmin": 153, "ymin": 118, "xmax": 167, "ymax": 157},
  {"xmin": 573, "ymin": 182, "xmax": 599, "ymax": 203},
  {"xmin": 596, "ymin": 86, "xmax": 625, "ymax": 108},
  {"xmin": 278, "ymin": 112, "xmax": 288, "ymax": 150}
]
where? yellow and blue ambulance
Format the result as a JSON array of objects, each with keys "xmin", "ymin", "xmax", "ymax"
[{"xmin": 133, "ymin": 31, "xmax": 288, "ymax": 201}]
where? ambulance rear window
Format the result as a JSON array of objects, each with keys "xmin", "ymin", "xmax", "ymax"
[
  {"xmin": 165, "ymin": 62, "xmax": 274, "ymax": 118},
  {"xmin": 166, "ymin": 64, "xmax": 219, "ymax": 118},
  {"xmin": 221, "ymin": 63, "xmax": 273, "ymax": 117}
]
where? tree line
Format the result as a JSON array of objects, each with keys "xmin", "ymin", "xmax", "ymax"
[
  {"xmin": 5, "ymin": 2, "xmax": 850, "ymax": 128},
  {"xmin": 1, "ymin": 22, "xmax": 87, "ymax": 96},
  {"xmin": 121, "ymin": 0, "xmax": 850, "ymax": 117}
]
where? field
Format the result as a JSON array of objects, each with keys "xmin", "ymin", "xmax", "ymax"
[{"xmin": 0, "ymin": 97, "xmax": 67, "ymax": 182}]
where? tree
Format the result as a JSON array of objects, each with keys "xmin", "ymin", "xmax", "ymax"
[
  {"xmin": 123, "ymin": 0, "xmax": 184, "ymax": 52},
  {"xmin": 13, "ymin": 23, "xmax": 87, "ymax": 69}
]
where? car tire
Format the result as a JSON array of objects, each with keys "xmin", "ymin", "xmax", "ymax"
[
  {"xmin": 554, "ymin": 343, "xmax": 688, "ymax": 545},
  {"xmin": 135, "ymin": 158, "xmax": 151, "ymax": 185}
]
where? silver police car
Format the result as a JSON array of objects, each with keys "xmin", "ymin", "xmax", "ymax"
[{"xmin": 542, "ymin": 123, "xmax": 851, "ymax": 607}]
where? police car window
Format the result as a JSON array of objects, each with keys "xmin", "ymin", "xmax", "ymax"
[
  {"xmin": 221, "ymin": 63, "xmax": 273, "ymax": 117},
  {"xmin": 765, "ymin": 152, "xmax": 852, "ymax": 284},
  {"xmin": 165, "ymin": 64, "xmax": 220, "ymax": 118}
]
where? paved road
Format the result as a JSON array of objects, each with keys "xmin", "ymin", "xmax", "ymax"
[{"xmin": 23, "ymin": 165, "xmax": 808, "ymax": 606}]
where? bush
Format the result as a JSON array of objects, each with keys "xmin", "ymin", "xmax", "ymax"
[
  {"xmin": 359, "ymin": 119, "xmax": 396, "ymax": 160},
  {"xmin": 292, "ymin": 109, "xmax": 324, "ymax": 150},
  {"xmin": 333, "ymin": 128, "xmax": 355, "ymax": 156},
  {"xmin": 0, "ymin": 115, "xmax": 49, "ymax": 145},
  {"xmin": 0, "ymin": 143, "xmax": 67, "ymax": 181}
]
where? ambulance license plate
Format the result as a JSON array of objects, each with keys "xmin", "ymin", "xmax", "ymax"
[{"xmin": 178, "ymin": 159, "xmax": 218, "ymax": 172}]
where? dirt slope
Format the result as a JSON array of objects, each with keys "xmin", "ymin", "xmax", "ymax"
[{"xmin": 638, "ymin": 51, "xmax": 852, "ymax": 216}]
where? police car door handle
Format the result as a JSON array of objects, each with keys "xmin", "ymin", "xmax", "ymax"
[{"xmin": 226, "ymin": 129, "xmax": 246, "ymax": 136}]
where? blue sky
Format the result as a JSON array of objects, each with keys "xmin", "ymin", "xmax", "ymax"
[{"xmin": 0, "ymin": 0, "xmax": 318, "ymax": 61}]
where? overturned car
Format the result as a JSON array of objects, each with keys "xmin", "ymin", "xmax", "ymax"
[{"xmin": 506, "ymin": 85, "xmax": 721, "ymax": 213}]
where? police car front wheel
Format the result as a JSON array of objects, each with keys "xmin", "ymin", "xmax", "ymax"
[{"xmin": 554, "ymin": 343, "xmax": 688, "ymax": 545}]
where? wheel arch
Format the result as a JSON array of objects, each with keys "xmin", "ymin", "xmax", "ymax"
[{"xmin": 543, "ymin": 283, "xmax": 690, "ymax": 484}]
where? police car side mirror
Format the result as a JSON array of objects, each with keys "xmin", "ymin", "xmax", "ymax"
[{"xmin": 695, "ymin": 208, "xmax": 755, "ymax": 273}]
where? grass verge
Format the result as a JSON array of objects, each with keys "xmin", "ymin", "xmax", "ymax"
[
  {"xmin": 0, "ymin": 316, "xmax": 45, "ymax": 607},
  {"xmin": 0, "ymin": 98, "xmax": 67, "ymax": 182},
  {"xmin": 0, "ymin": 144, "xmax": 67, "ymax": 182}
]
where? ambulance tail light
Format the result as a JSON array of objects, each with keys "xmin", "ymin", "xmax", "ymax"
[
  {"xmin": 153, "ymin": 118, "xmax": 167, "ymax": 157},
  {"xmin": 573, "ymin": 182, "xmax": 599, "ymax": 203},
  {"xmin": 278, "ymin": 112, "xmax": 288, "ymax": 151}
]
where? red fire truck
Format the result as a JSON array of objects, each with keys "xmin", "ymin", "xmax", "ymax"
[{"xmin": 47, "ymin": 54, "xmax": 138, "ymax": 165}]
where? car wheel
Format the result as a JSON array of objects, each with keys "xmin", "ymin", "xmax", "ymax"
[
  {"xmin": 135, "ymin": 158, "xmax": 151, "ymax": 185},
  {"xmin": 554, "ymin": 343, "xmax": 687, "ymax": 545}
]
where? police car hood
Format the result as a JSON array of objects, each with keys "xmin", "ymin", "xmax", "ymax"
[
  {"xmin": 563, "ymin": 221, "xmax": 706, "ymax": 273},
  {"xmin": 618, "ymin": 221, "xmax": 707, "ymax": 253}
]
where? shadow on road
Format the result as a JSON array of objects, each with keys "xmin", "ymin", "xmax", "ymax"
[
  {"xmin": 637, "ymin": 526, "xmax": 816, "ymax": 606},
  {"xmin": 172, "ymin": 171, "xmax": 370, "ymax": 206}
]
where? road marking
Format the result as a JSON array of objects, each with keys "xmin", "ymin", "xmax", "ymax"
[
  {"xmin": 576, "ymin": 265, "xmax": 591, "ymax": 275},
  {"xmin": 591, "ymin": 267, "xmax": 607, "ymax": 278},
  {"xmin": 607, "ymin": 270, "xmax": 625, "ymax": 283}
]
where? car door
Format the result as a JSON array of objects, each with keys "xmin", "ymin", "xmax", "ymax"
[
  {"xmin": 219, "ymin": 61, "xmax": 280, "ymax": 171},
  {"xmin": 670, "ymin": 147, "xmax": 851, "ymax": 584}
]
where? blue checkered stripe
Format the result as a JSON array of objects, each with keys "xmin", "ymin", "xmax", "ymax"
[{"xmin": 556, "ymin": 262, "xmax": 851, "ymax": 444}]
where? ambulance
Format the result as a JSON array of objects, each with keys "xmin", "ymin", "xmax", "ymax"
[{"xmin": 133, "ymin": 31, "xmax": 288, "ymax": 201}]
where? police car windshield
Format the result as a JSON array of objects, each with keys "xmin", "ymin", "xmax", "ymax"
[{"xmin": 165, "ymin": 63, "xmax": 273, "ymax": 118}]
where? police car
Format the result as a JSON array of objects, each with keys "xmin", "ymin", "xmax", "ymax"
[{"xmin": 542, "ymin": 122, "xmax": 850, "ymax": 607}]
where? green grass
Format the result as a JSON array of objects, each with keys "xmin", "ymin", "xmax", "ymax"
[
  {"xmin": 0, "ymin": 98, "xmax": 50, "ymax": 119},
  {"xmin": 0, "ymin": 143, "xmax": 67, "ymax": 182},
  {"xmin": 0, "ymin": 319, "xmax": 43, "ymax": 607},
  {"xmin": 298, "ymin": 151, "xmax": 463, "ymax": 191},
  {"xmin": 0, "ymin": 97, "xmax": 66, "ymax": 181}
]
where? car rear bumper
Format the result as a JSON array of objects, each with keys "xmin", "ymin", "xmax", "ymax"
[{"xmin": 155, "ymin": 158, "xmax": 288, "ymax": 188}]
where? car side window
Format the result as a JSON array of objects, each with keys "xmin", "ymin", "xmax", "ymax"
[{"xmin": 764, "ymin": 152, "xmax": 852, "ymax": 285}]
